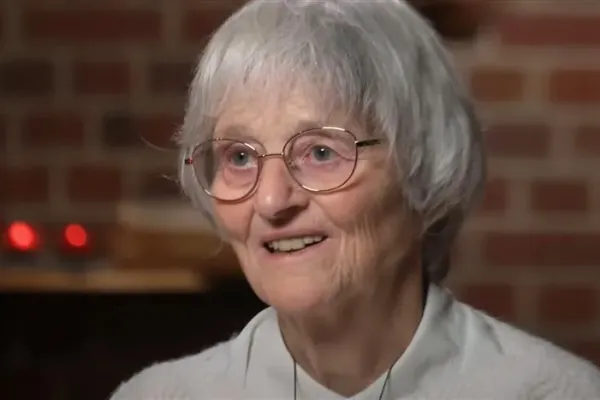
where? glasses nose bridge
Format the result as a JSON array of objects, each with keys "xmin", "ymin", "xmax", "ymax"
[
  {"xmin": 258, "ymin": 151, "xmax": 285, "ymax": 160},
  {"xmin": 257, "ymin": 151, "xmax": 288, "ymax": 165},
  {"xmin": 256, "ymin": 151, "xmax": 293, "ymax": 184}
]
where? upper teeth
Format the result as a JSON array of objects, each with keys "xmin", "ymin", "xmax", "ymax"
[{"xmin": 266, "ymin": 236, "xmax": 325, "ymax": 252}]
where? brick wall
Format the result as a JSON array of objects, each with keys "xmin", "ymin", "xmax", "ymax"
[
  {"xmin": 0, "ymin": 0, "xmax": 599, "ymax": 365},
  {"xmin": 450, "ymin": 1, "xmax": 600, "ymax": 364}
]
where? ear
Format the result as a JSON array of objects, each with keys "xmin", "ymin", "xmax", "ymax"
[{"xmin": 409, "ymin": 0, "xmax": 491, "ymax": 41}]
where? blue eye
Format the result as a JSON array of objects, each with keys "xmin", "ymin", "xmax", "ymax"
[
  {"xmin": 230, "ymin": 150, "xmax": 250, "ymax": 166},
  {"xmin": 221, "ymin": 143, "xmax": 256, "ymax": 169},
  {"xmin": 311, "ymin": 146, "xmax": 333, "ymax": 162}
]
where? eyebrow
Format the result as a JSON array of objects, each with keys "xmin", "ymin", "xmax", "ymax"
[
  {"xmin": 295, "ymin": 119, "xmax": 324, "ymax": 132},
  {"xmin": 215, "ymin": 119, "xmax": 326, "ymax": 141},
  {"xmin": 214, "ymin": 124, "xmax": 252, "ymax": 140}
]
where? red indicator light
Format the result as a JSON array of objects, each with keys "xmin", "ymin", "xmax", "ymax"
[
  {"xmin": 7, "ymin": 221, "xmax": 39, "ymax": 252},
  {"xmin": 64, "ymin": 224, "xmax": 89, "ymax": 249}
]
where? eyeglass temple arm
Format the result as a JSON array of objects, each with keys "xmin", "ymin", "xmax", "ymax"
[{"xmin": 356, "ymin": 139, "xmax": 381, "ymax": 148}]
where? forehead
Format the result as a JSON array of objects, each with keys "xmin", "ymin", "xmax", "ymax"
[
  {"xmin": 214, "ymin": 88, "xmax": 356, "ymax": 142},
  {"xmin": 216, "ymin": 90, "xmax": 322, "ymax": 130}
]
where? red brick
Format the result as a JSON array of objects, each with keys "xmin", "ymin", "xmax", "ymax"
[
  {"xmin": 101, "ymin": 111, "xmax": 140, "ymax": 148},
  {"xmin": 148, "ymin": 61, "xmax": 195, "ymax": 95},
  {"xmin": 138, "ymin": 115, "xmax": 180, "ymax": 149},
  {"xmin": 499, "ymin": 13, "xmax": 600, "ymax": 48},
  {"xmin": 549, "ymin": 69, "xmax": 600, "ymax": 105},
  {"xmin": 0, "ymin": 166, "xmax": 49, "ymax": 203},
  {"xmin": 470, "ymin": 67, "xmax": 526, "ymax": 102},
  {"xmin": 483, "ymin": 232, "xmax": 600, "ymax": 268},
  {"xmin": 21, "ymin": 111, "xmax": 85, "ymax": 148},
  {"xmin": 101, "ymin": 112, "xmax": 179, "ymax": 149},
  {"xmin": 73, "ymin": 61, "xmax": 130, "ymax": 95},
  {"xmin": 182, "ymin": 8, "xmax": 235, "ymax": 41},
  {"xmin": 538, "ymin": 286, "xmax": 597, "ymax": 326},
  {"xmin": 530, "ymin": 179, "xmax": 589, "ymax": 213},
  {"xmin": 415, "ymin": 0, "xmax": 484, "ymax": 40},
  {"xmin": 574, "ymin": 126, "xmax": 600, "ymax": 157},
  {"xmin": 0, "ymin": 58, "xmax": 54, "ymax": 97},
  {"xmin": 23, "ymin": 9, "xmax": 161, "ymax": 44},
  {"xmin": 457, "ymin": 283, "xmax": 517, "ymax": 321},
  {"xmin": 0, "ymin": 115, "xmax": 6, "ymax": 150},
  {"xmin": 139, "ymin": 170, "xmax": 181, "ymax": 199},
  {"xmin": 66, "ymin": 165, "xmax": 122, "ymax": 202},
  {"xmin": 477, "ymin": 178, "xmax": 508, "ymax": 213},
  {"xmin": 485, "ymin": 124, "xmax": 551, "ymax": 158}
]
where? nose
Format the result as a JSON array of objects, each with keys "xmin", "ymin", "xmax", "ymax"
[{"xmin": 253, "ymin": 157, "xmax": 308, "ymax": 223}]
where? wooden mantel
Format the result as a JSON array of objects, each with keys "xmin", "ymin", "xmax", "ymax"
[{"xmin": 0, "ymin": 267, "xmax": 207, "ymax": 293}]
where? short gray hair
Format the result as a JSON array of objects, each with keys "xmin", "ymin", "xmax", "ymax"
[{"xmin": 178, "ymin": 0, "xmax": 486, "ymax": 283}]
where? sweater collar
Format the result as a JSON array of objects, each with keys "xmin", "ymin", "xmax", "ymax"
[{"xmin": 235, "ymin": 284, "xmax": 463, "ymax": 399}]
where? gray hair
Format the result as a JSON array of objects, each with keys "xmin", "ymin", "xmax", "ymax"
[{"xmin": 178, "ymin": 0, "xmax": 486, "ymax": 283}]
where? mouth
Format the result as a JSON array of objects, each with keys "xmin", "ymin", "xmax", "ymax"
[{"xmin": 263, "ymin": 236, "xmax": 328, "ymax": 254}]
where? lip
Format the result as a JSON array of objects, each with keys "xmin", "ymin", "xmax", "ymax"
[
  {"xmin": 258, "ymin": 235, "xmax": 331, "ymax": 260},
  {"xmin": 258, "ymin": 229, "xmax": 329, "ymax": 246}
]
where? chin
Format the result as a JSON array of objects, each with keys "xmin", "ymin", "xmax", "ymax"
[
  {"xmin": 237, "ymin": 243, "xmax": 339, "ymax": 314},
  {"xmin": 250, "ymin": 274, "xmax": 333, "ymax": 315}
]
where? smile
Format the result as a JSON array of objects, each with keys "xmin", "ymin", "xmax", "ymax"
[{"xmin": 264, "ymin": 236, "xmax": 327, "ymax": 253}]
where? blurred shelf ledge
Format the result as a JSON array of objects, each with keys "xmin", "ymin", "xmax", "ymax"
[{"xmin": 0, "ymin": 267, "xmax": 208, "ymax": 293}]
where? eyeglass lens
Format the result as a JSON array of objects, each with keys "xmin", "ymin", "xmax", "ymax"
[{"xmin": 192, "ymin": 128, "xmax": 359, "ymax": 201}]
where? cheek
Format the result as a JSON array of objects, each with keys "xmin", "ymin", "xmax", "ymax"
[
  {"xmin": 212, "ymin": 201, "xmax": 253, "ymax": 243},
  {"xmin": 320, "ymin": 177, "xmax": 412, "ymax": 265},
  {"xmin": 320, "ymin": 174, "xmax": 395, "ymax": 230},
  {"xmin": 318, "ymin": 192, "xmax": 379, "ymax": 264}
]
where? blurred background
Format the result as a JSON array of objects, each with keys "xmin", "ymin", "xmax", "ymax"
[{"xmin": 1, "ymin": 0, "xmax": 599, "ymax": 399}]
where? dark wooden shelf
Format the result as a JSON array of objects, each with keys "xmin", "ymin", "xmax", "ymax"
[{"xmin": 0, "ymin": 267, "xmax": 208, "ymax": 293}]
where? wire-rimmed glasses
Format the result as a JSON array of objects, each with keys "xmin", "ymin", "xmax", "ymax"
[{"xmin": 184, "ymin": 126, "xmax": 382, "ymax": 202}]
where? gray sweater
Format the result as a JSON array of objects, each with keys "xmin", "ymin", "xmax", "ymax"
[{"xmin": 111, "ymin": 285, "xmax": 600, "ymax": 399}]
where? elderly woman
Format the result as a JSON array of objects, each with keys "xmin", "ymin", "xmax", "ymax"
[{"xmin": 112, "ymin": 0, "xmax": 600, "ymax": 398}]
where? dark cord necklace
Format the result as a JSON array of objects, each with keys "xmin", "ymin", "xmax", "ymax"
[{"xmin": 292, "ymin": 361, "xmax": 393, "ymax": 400}]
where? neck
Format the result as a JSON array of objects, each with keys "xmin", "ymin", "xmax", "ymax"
[{"xmin": 278, "ymin": 265, "xmax": 425, "ymax": 396}]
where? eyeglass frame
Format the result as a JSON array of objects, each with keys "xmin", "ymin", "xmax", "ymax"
[{"xmin": 184, "ymin": 126, "xmax": 382, "ymax": 202}]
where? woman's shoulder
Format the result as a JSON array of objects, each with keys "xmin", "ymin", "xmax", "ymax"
[
  {"xmin": 108, "ymin": 307, "xmax": 275, "ymax": 400},
  {"xmin": 109, "ymin": 340, "xmax": 234, "ymax": 400},
  {"xmin": 454, "ymin": 297, "xmax": 600, "ymax": 397}
]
